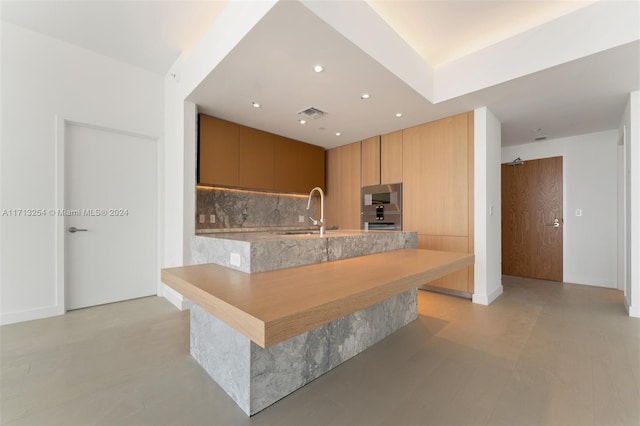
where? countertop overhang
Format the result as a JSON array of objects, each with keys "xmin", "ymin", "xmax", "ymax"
[{"xmin": 162, "ymin": 249, "xmax": 474, "ymax": 348}]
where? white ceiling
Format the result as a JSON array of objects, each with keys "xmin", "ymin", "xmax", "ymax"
[
  {"xmin": 367, "ymin": 0, "xmax": 596, "ymax": 66},
  {"xmin": 1, "ymin": 0, "xmax": 638, "ymax": 148}
]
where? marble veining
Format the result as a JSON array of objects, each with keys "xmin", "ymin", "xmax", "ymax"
[
  {"xmin": 190, "ymin": 289, "xmax": 418, "ymax": 415},
  {"xmin": 191, "ymin": 230, "xmax": 418, "ymax": 273},
  {"xmin": 196, "ymin": 187, "xmax": 316, "ymax": 231}
]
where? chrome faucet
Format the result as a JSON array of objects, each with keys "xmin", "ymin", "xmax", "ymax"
[{"xmin": 306, "ymin": 187, "xmax": 325, "ymax": 236}]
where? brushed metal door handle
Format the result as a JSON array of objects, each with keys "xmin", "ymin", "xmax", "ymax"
[
  {"xmin": 68, "ymin": 226, "xmax": 88, "ymax": 233},
  {"xmin": 545, "ymin": 219, "xmax": 560, "ymax": 228}
]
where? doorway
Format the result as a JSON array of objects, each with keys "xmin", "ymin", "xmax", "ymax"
[
  {"xmin": 64, "ymin": 122, "xmax": 158, "ymax": 310},
  {"xmin": 502, "ymin": 156, "xmax": 563, "ymax": 281}
]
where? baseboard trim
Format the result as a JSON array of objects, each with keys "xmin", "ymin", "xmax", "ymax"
[
  {"xmin": 162, "ymin": 284, "xmax": 191, "ymax": 311},
  {"xmin": 0, "ymin": 305, "xmax": 61, "ymax": 325},
  {"xmin": 472, "ymin": 285, "xmax": 504, "ymax": 306},
  {"xmin": 624, "ymin": 296, "xmax": 640, "ymax": 318},
  {"xmin": 419, "ymin": 286, "xmax": 472, "ymax": 299}
]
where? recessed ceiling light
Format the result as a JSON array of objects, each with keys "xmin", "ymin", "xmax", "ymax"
[
  {"xmin": 361, "ymin": 93, "xmax": 371, "ymax": 100},
  {"xmin": 299, "ymin": 119, "xmax": 306, "ymax": 125},
  {"xmin": 313, "ymin": 64, "xmax": 324, "ymax": 73},
  {"xmin": 395, "ymin": 113, "xmax": 403, "ymax": 117},
  {"xmin": 335, "ymin": 132, "xmax": 341, "ymax": 136},
  {"xmin": 252, "ymin": 101, "xmax": 261, "ymax": 108}
]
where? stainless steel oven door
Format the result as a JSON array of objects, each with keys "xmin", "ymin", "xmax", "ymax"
[{"xmin": 362, "ymin": 212, "xmax": 402, "ymax": 231}]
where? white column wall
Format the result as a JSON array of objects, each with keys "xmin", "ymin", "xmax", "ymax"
[
  {"xmin": 473, "ymin": 107, "xmax": 504, "ymax": 305},
  {"xmin": 620, "ymin": 91, "xmax": 640, "ymax": 317}
]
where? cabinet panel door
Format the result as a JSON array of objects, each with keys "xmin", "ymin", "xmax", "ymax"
[
  {"xmin": 239, "ymin": 127, "xmax": 274, "ymax": 190},
  {"xmin": 361, "ymin": 136, "xmax": 380, "ymax": 186},
  {"xmin": 300, "ymin": 143, "xmax": 325, "ymax": 193},
  {"xmin": 325, "ymin": 142, "xmax": 361, "ymax": 230},
  {"xmin": 418, "ymin": 235, "xmax": 470, "ymax": 293},
  {"xmin": 403, "ymin": 113, "xmax": 468, "ymax": 236},
  {"xmin": 381, "ymin": 130, "xmax": 402, "ymax": 184},
  {"xmin": 324, "ymin": 148, "xmax": 341, "ymax": 228},
  {"xmin": 340, "ymin": 142, "xmax": 362, "ymax": 230},
  {"xmin": 273, "ymin": 136, "xmax": 301, "ymax": 193},
  {"xmin": 198, "ymin": 115, "xmax": 239, "ymax": 186}
]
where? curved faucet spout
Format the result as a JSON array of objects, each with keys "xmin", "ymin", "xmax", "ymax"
[{"xmin": 306, "ymin": 187, "xmax": 325, "ymax": 236}]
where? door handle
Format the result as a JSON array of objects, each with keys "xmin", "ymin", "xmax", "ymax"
[
  {"xmin": 545, "ymin": 218, "xmax": 560, "ymax": 228},
  {"xmin": 68, "ymin": 226, "xmax": 88, "ymax": 233}
]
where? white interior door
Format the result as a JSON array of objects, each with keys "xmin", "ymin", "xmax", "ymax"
[{"xmin": 65, "ymin": 123, "xmax": 157, "ymax": 310}]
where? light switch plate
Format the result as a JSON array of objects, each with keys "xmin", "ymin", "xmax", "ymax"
[
  {"xmin": 230, "ymin": 252, "xmax": 241, "ymax": 267},
  {"xmin": 210, "ymin": 214, "xmax": 216, "ymax": 223},
  {"xmin": 299, "ymin": 215, "xmax": 305, "ymax": 223},
  {"xmin": 575, "ymin": 209, "xmax": 582, "ymax": 217},
  {"xmin": 199, "ymin": 214, "xmax": 205, "ymax": 224}
]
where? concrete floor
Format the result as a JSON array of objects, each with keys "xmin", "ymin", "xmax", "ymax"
[{"xmin": 1, "ymin": 276, "xmax": 639, "ymax": 426}]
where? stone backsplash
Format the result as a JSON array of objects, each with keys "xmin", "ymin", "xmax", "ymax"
[{"xmin": 196, "ymin": 186, "xmax": 317, "ymax": 232}]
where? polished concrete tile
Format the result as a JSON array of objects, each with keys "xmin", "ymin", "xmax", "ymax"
[{"xmin": 1, "ymin": 277, "xmax": 639, "ymax": 426}]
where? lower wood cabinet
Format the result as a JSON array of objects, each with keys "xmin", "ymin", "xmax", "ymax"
[{"xmin": 417, "ymin": 235, "xmax": 474, "ymax": 293}]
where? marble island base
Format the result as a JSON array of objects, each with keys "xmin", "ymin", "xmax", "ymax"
[{"xmin": 190, "ymin": 289, "xmax": 418, "ymax": 416}]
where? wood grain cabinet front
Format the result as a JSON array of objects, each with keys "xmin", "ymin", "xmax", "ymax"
[
  {"xmin": 402, "ymin": 111, "xmax": 474, "ymax": 294},
  {"xmin": 239, "ymin": 126, "xmax": 275, "ymax": 190},
  {"xmin": 325, "ymin": 142, "xmax": 361, "ymax": 230},
  {"xmin": 361, "ymin": 131, "xmax": 403, "ymax": 187},
  {"xmin": 198, "ymin": 115, "xmax": 240, "ymax": 186},
  {"xmin": 274, "ymin": 137, "xmax": 325, "ymax": 193},
  {"xmin": 198, "ymin": 113, "xmax": 325, "ymax": 193}
]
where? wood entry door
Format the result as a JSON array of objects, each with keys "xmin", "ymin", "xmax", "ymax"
[{"xmin": 502, "ymin": 156, "xmax": 563, "ymax": 281}]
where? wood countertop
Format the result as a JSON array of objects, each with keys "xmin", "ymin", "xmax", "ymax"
[{"xmin": 162, "ymin": 249, "xmax": 474, "ymax": 348}]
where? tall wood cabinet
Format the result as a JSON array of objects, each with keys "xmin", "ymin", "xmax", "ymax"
[
  {"xmin": 198, "ymin": 114, "xmax": 324, "ymax": 193},
  {"xmin": 361, "ymin": 131, "xmax": 403, "ymax": 186},
  {"xmin": 381, "ymin": 130, "xmax": 403, "ymax": 184},
  {"xmin": 402, "ymin": 111, "xmax": 474, "ymax": 293},
  {"xmin": 325, "ymin": 142, "xmax": 361, "ymax": 230}
]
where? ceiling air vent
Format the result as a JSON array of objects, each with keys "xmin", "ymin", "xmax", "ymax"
[{"xmin": 297, "ymin": 106, "xmax": 327, "ymax": 120}]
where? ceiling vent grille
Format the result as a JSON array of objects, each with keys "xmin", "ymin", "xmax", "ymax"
[{"xmin": 297, "ymin": 106, "xmax": 327, "ymax": 120}]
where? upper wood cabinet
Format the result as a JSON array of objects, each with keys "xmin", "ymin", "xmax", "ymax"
[
  {"xmin": 361, "ymin": 136, "xmax": 380, "ymax": 187},
  {"xmin": 325, "ymin": 142, "xmax": 361, "ymax": 230},
  {"xmin": 361, "ymin": 131, "xmax": 403, "ymax": 186},
  {"xmin": 198, "ymin": 113, "xmax": 324, "ymax": 193},
  {"xmin": 239, "ymin": 126, "xmax": 275, "ymax": 190},
  {"xmin": 198, "ymin": 115, "xmax": 239, "ymax": 186},
  {"xmin": 273, "ymin": 137, "xmax": 325, "ymax": 193},
  {"xmin": 380, "ymin": 130, "xmax": 403, "ymax": 184}
]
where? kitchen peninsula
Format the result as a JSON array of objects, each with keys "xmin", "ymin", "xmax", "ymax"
[{"xmin": 162, "ymin": 231, "xmax": 473, "ymax": 415}]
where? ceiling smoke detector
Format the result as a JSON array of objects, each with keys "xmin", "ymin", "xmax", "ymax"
[{"xmin": 297, "ymin": 106, "xmax": 327, "ymax": 120}]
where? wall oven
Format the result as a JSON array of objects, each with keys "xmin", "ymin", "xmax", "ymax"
[{"xmin": 361, "ymin": 183, "xmax": 402, "ymax": 231}]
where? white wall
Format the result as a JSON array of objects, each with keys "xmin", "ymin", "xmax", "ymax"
[
  {"xmin": 501, "ymin": 130, "xmax": 619, "ymax": 288},
  {"xmin": 620, "ymin": 91, "xmax": 640, "ymax": 317},
  {"xmin": 473, "ymin": 107, "xmax": 503, "ymax": 305},
  {"xmin": 0, "ymin": 23, "xmax": 164, "ymax": 324}
]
